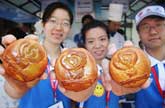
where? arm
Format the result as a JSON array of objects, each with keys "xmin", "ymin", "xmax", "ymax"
[{"xmin": 4, "ymin": 80, "xmax": 28, "ymax": 99}]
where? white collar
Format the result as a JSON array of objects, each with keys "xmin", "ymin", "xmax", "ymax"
[{"xmin": 145, "ymin": 50, "xmax": 165, "ymax": 66}]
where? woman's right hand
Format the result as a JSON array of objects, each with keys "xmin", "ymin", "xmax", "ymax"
[
  {"xmin": 101, "ymin": 40, "xmax": 151, "ymax": 96},
  {"xmin": 0, "ymin": 34, "xmax": 45, "ymax": 99}
]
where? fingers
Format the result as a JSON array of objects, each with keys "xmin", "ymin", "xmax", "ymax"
[
  {"xmin": 101, "ymin": 59, "xmax": 109, "ymax": 74},
  {"xmin": 61, "ymin": 48, "xmax": 68, "ymax": 52},
  {"xmin": 59, "ymin": 81, "xmax": 97, "ymax": 102},
  {"xmin": 123, "ymin": 40, "xmax": 134, "ymax": 47},
  {"xmin": 58, "ymin": 84, "xmax": 66, "ymax": 93},
  {"xmin": 40, "ymin": 73, "xmax": 48, "ymax": 80},
  {"xmin": 101, "ymin": 73, "xmax": 112, "ymax": 91},
  {"xmin": 0, "ymin": 64, "xmax": 5, "ymax": 75},
  {"xmin": 50, "ymin": 72, "xmax": 56, "ymax": 80},
  {"xmin": 1, "ymin": 34, "xmax": 16, "ymax": 47},
  {"xmin": 101, "ymin": 59, "xmax": 112, "ymax": 91},
  {"xmin": 106, "ymin": 43, "xmax": 117, "ymax": 58},
  {"xmin": 0, "ymin": 45, "xmax": 4, "ymax": 57},
  {"xmin": 141, "ymin": 78, "xmax": 152, "ymax": 89},
  {"xmin": 24, "ymin": 34, "xmax": 39, "ymax": 41},
  {"xmin": 26, "ymin": 78, "xmax": 40, "ymax": 88},
  {"xmin": 110, "ymin": 80, "xmax": 140, "ymax": 96}
]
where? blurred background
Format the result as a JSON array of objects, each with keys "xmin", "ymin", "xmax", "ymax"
[{"xmin": 0, "ymin": 0, "xmax": 164, "ymax": 46}]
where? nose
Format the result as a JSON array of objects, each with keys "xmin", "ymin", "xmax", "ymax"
[
  {"xmin": 56, "ymin": 23, "xmax": 63, "ymax": 30},
  {"xmin": 149, "ymin": 26, "xmax": 157, "ymax": 34},
  {"xmin": 94, "ymin": 40, "xmax": 102, "ymax": 48},
  {"xmin": 51, "ymin": 22, "xmax": 63, "ymax": 31}
]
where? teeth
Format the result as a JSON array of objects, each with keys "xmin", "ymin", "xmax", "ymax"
[{"xmin": 95, "ymin": 51, "xmax": 102, "ymax": 55}]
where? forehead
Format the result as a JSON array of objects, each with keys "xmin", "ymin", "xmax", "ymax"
[
  {"xmin": 83, "ymin": 19, "xmax": 92, "ymax": 24},
  {"xmin": 109, "ymin": 21, "xmax": 120, "ymax": 25},
  {"xmin": 86, "ymin": 27, "xmax": 107, "ymax": 38},
  {"xmin": 139, "ymin": 17, "xmax": 164, "ymax": 25},
  {"xmin": 50, "ymin": 8, "xmax": 70, "ymax": 20}
]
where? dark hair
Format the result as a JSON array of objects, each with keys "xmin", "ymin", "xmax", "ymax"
[
  {"xmin": 81, "ymin": 14, "xmax": 94, "ymax": 24},
  {"xmin": 81, "ymin": 20, "xmax": 109, "ymax": 44},
  {"xmin": 42, "ymin": 2, "xmax": 73, "ymax": 25},
  {"xmin": 7, "ymin": 27, "xmax": 26, "ymax": 39}
]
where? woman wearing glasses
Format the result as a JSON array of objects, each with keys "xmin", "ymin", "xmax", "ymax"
[{"xmin": 0, "ymin": 2, "xmax": 75, "ymax": 108}]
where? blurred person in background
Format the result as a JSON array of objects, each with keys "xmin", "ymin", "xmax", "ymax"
[
  {"xmin": 73, "ymin": 14, "xmax": 94, "ymax": 47},
  {"xmin": 107, "ymin": 3, "xmax": 125, "ymax": 49}
]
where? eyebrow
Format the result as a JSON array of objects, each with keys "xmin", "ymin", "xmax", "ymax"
[
  {"xmin": 50, "ymin": 16, "xmax": 70, "ymax": 21},
  {"xmin": 86, "ymin": 35, "xmax": 108, "ymax": 40}
]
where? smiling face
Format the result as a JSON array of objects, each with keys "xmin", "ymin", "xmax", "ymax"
[
  {"xmin": 93, "ymin": 83, "xmax": 104, "ymax": 97},
  {"xmin": 85, "ymin": 27, "xmax": 109, "ymax": 64},
  {"xmin": 138, "ymin": 17, "xmax": 165, "ymax": 50},
  {"xmin": 43, "ymin": 9, "xmax": 71, "ymax": 45},
  {"xmin": 108, "ymin": 21, "xmax": 121, "ymax": 32}
]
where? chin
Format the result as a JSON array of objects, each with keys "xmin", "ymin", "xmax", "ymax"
[
  {"xmin": 52, "ymin": 39, "xmax": 63, "ymax": 45},
  {"xmin": 95, "ymin": 56, "xmax": 105, "ymax": 61},
  {"xmin": 94, "ymin": 53, "xmax": 106, "ymax": 60}
]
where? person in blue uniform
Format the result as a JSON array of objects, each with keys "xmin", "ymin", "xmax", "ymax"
[
  {"xmin": 0, "ymin": 2, "xmax": 75, "ymax": 108},
  {"xmin": 79, "ymin": 20, "xmax": 119, "ymax": 108},
  {"xmin": 135, "ymin": 5, "xmax": 165, "ymax": 108},
  {"xmin": 73, "ymin": 14, "xmax": 94, "ymax": 47}
]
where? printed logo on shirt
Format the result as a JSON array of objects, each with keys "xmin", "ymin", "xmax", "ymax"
[{"xmin": 93, "ymin": 83, "xmax": 104, "ymax": 97}]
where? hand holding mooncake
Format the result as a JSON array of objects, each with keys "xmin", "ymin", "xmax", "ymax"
[
  {"xmin": 109, "ymin": 46, "xmax": 151, "ymax": 88},
  {"xmin": 55, "ymin": 48, "xmax": 98, "ymax": 92},
  {"xmin": 1, "ymin": 38, "xmax": 47, "ymax": 82}
]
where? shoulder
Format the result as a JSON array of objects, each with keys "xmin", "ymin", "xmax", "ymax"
[{"xmin": 63, "ymin": 39, "xmax": 77, "ymax": 48}]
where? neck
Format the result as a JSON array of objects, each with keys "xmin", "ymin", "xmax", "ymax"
[
  {"xmin": 43, "ymin": 40, "xmax": 61, "ymax": 65},
  {"xmin": 96, "ymin": 59, "xmax": 102, "ymax": 65},
  {"xmin": 145, "ymin": 46, "xmax": 165, "ymax": 61}
]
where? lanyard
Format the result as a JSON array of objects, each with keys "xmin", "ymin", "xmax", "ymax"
[
  {"xmin": 46, "ymin": 58, "xmax": 58, "ymax": 103},
  {"xmin": 98, "ymin": 66, "xmax": 111, "ymax": 108},
  {"xmin": 106, "ymin": 91, "xmax": 110, "ymax": 108},
  {"xmin": 96, "ymin": 78, "xmax": 110, "ymax": 108},
  {"xmin": 151, "ymin": 65, "xmax": 165, "ymax": 106}
]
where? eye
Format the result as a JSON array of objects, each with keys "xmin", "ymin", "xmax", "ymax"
[
  {"xmin": 142, "ymin": 25, "xmax": 149, "ymax": 30},
  {"xmin": 100, "ymin": 36, "xmax": 108, "ymax": 41},
  {"xmin": 100, "ymin": 38, "xmax": 106, "ymax": 41},
  {"xmin": 140, "ymin": 25, "xmax": 150, "ymax": 32},
  {"xmin": 87, "ymin": 40, "xmax": 94, "ymax": 44},
  {"xmin": 48, "ymin": 18, "xmax": 57, "ymax": 24},
  {"xmin": 156, "ymin": 23, "xmax": 163, "ymax": 28},
  {"xmin": 62, "ymin": 21, "xmax": 70, "ymax": 27}
]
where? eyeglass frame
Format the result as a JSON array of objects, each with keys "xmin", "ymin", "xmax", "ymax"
[
  {"xmin": 139, "ymin": 22, "xmax": 165, "ymax": 33},
  {"xmin": 46, "ymin": 17, "xmax": 71, "ymax": 29}
]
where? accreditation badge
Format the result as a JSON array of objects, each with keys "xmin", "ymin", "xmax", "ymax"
[{"xmin": 48, "ymin": 101, "xmax": 64, "ymax": 108}]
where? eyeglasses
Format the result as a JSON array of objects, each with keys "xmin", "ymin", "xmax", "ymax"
[
  {"xmin": 46, "ymin": 17, "xmax": 70, "ymax": 29},
  {"xmin": 139, "ymin": 23, "xmax": 165, "ymax": 33}
]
